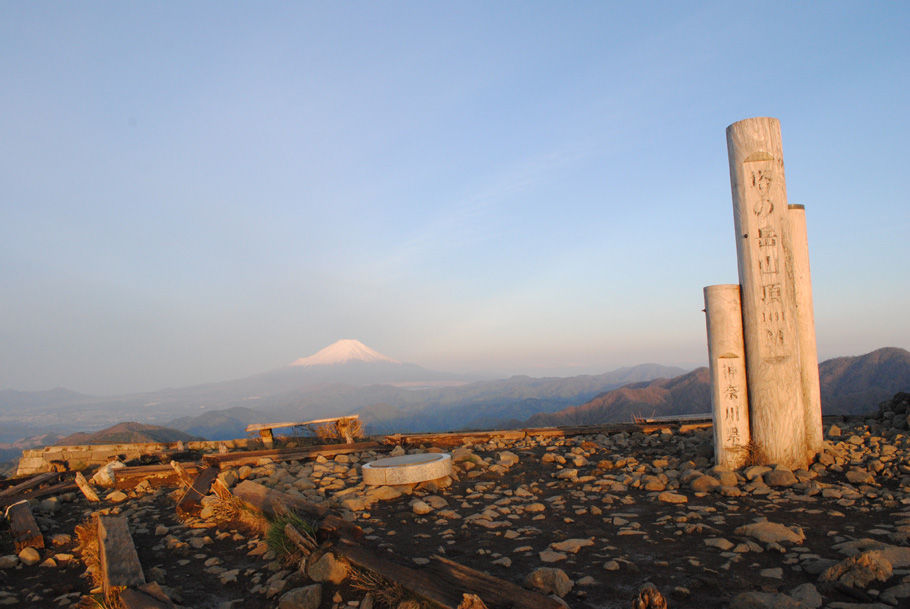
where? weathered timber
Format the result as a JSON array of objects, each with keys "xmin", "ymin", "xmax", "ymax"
[
  {"xmin": 334, "ymin": 537, "xmax": 462, "ymax": 608},
  {"xmin": 334, "ymin": 537, "xmax": 563, "ymax": 609},
  {"xmin": 429, "ymin": 554, "xmax": 566, "ymax": 609},
  {"xmin": 203, "ymin": 441, "xmax": 379, "ymax": 467},
  {"xmin": 119, "ymin": 582, "xmax": 177, "ymax": 609},
  {"xmin": 98, "ymin": 515, "xmax": 146, "ymax": 603},
  {"xmin": 233, "ymin": 479, "xmax": 329, "ymax": 518},
  {"xmin": 284, "ymin": 522, "xmax": 317, "ymax": 555},
  {"xmin": 175, "ymin": 466, "xmax": 219, "ymax": 514},
  {"xmin": 0, "ymin": 471, "xmax": 61, "ymax": 500},
  {"xmin": 114, "ymin": 463, "xmax": 201, "ymax": 490},
  {"xmin": 170, "ymin": 461, "xmax": 194, "ymax": 487},
  {"xmin": 75, "ymin": 472, "xmax": 101, "ymax": 502},
  {"xmin": 211, "ymin": 478, "xmax": 232, "ymax": 501},
  {"xmin": 5, "ymin": 500, "xmax": 44, "ymax": 551},
  {"xmin": 386, "ymin": 422, "xmax": 708, "ymax": 447},
  {"xmin": 2, "ymin": 480, "xmax": 78, "ymax": 508}
]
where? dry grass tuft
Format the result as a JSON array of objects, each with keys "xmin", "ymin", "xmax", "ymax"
[{"xmin": 349, "ymin": 567, "xmax": 408, "ymax": 608}]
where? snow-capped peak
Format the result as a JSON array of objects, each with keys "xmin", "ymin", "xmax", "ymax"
[{"xmin": 290, "ymin": 339, "xmax": 400, "ymax": 367}]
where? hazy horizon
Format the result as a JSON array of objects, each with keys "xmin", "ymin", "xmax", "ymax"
[{"xmin": 2, "ymin": 4, "xmax": 908, "ymax": 395}]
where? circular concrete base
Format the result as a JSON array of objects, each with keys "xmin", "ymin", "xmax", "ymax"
[{"xmin": 362, "ymin": 453, "xmax": 452, "ymax": 486}]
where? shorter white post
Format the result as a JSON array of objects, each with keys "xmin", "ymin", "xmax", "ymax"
[{"xmin": 704, "ymin": 284, "xmax": 752, "ymax": 470}]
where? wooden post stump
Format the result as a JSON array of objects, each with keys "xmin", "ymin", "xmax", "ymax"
[
  {"xmin": 97, "ymin": 515, "xmax": 145, "ymax": 600},
  {"xmin": 5, "ymin": 500, "xmax": 44, "ymax": 551},
  {"xmin": 726, "ymin": 117, "xmax": 807, "ymax": 469}
]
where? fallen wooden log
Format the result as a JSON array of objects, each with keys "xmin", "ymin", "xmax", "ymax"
[
  {"xmin": 4, "ymin": 480, "xmax": 78, "ymax": 506},
  {"xmin": 170, "ymin": 461, "xmax": 194, "ymax": 487},
  {"xmin": 75, "ymin": 472, "xmax": 100, "ymax": 502},
  {"xmin": 175, "ymin": 466, "xmax": 219, "ymax": 514},
  {"xmin": 114, "ymin": 463, "xmax": 202, "ymax": 490},
  {"xmin": 0, "ymin": 471, "xmax": 61, "ymax": 500},
  {"xmin": 203, "ymin": 441, "xmax": 379, "ymax": 467},
  {"xmin": 5, "ymin": 500, "xmax": 44, "ymax": 551},
  {"xmin": 119, "ymin": 582, "xmax": 177, "ymax": 609},
  {"xmin": 334, "ymin": 538, "xmax": 564, "ymax": 609}
]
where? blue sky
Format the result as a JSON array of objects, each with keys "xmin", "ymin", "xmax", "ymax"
[{"xmin": 2, "ymin": 2, "xmax": 908, "ymax": 394}]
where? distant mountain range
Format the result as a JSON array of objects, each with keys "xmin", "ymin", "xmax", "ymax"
[
  {"xmin": 56, "ymin": 422, "xmax": 200, "ymax": 446},
  {"xmin": 1, "ymin": 341, "xmax": 907, "ymax": 464},
  {"xmin": 526, "ymin": 347, "xmax": 910, "ymax": 427}
]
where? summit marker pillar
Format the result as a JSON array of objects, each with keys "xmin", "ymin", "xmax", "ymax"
[
  {"xmin": 726, "ymin": 117, "xmax": 807, "ymax": 469},
  {"xmin": 789, "ymin": 204, "xmax": 824, "ymax": 457}
]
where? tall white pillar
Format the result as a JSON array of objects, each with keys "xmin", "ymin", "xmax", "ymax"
[
  {"xmin": 789, "ymin": 204, "xmax": 824, "ymax": 456},
  {"xmin": 704, "ymin": 284, "xmax": 751, "ymax": 470},
  {"xmin": 726, "ymin": 117, "xmax": 807, "ymax": 469}
]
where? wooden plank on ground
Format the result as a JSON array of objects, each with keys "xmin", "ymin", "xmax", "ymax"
[
  {"xmin": 5, "ymin": 500, "xmax": 44, "ymax": 551},
  {"xmin": 429, "ymin": 554, "xmax": 566, "ymax": 609},
  {"xmin": 0, "ymin": 472, "xmax": 61, "ymax": 500},
  {"xmin": 203, "ymin": 441, "xmax": 379, "ymax": 468},
  {"xmin": 175, "ymin": 466, "xmax": 219, "ymax": 514},
  {"xmin": 169, "ymin": 461, "xmax": 194, "ymax": 487},
  {"xmin": 3, "ymin": 480, "xmax": 77, "ymax": 508},
  {"xmin": 334, "ymin": 537, "xmax": 461, "ymax": 608},
  {"xmin": 114, "ymin": 463, "xmax": 201, "ymax": 490},
  {"xmin": 334, "ymin": 538, "xmax": 564, "ymax": 609},
  {"xmin": 98, "ymin": 514, "xmax": 145, "ymax": 601},
  {"xmin": 75, "ymin": 472, "xmax": 100, "ymax": 502},
  {"xmin": 119, "ymin": 582, "xmax": 177, "ymax": 609}
]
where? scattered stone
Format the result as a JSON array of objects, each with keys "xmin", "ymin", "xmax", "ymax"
[
  {"xmin": 705, "ymin": 538, "xmax": 734, "ymax": 551},
  {"xmin": 524, "ymin": 567, "xmax": 573, "ymax": 597},
  {"xmin": 538, "ymin": 550, "xmax": 568, "ymax": 563},
  {"xmin": 549, "ymin": 538, "xmax": 593, "ymax": 553},
  {"xmin": 278, "ymin": 584, "xmax": 322, "ymax": 609},
  {"xmin": 735, "ymin": 521, "xmax": 805, "ymax": 545},
  {"xmin": 106, "ymin": 490, "xmax": 129, "ymax": 503},
  {"xmin": 18, "ymin": 547, "xmax": 40, "ymax": 566},
  {"xmin": 657, "ymin": 491, "xmax": 688, "ymax": 504},
  {"xmin": 0, "ymin": 556, "xmax": 18, "ymax": 569}
]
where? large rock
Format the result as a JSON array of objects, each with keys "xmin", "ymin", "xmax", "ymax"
[
  {"xmin": 820, "ymin": 551, "xmax": 892, "ymax": 589},
  {"xmin": 524, "ymin": 567, "xmax": 573, "ymax": 597},
  {"xmin": 306, "ymin": 553, "xmax": 349, "ymax": 584},
  {"xmin": 278, "ymin": 584, "xmax": 322, "ymax": 609},
  {"xmin": 764, "ymin": 469, "xmax": 798, "ymax": 487},
  {"xmin": 735, "ymin": 521, "xmax": 805, "ymax": 545}
]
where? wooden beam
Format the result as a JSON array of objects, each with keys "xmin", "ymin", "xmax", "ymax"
[
  {"xmin": 0, "ymin": 472, "xmax": 61, "ymax": 500},
  {"xmin": 333, "ymin": 538, "xmax": 564, "ymax": 609},
  {"xmin": 429, "ymin": 555, "xmax": 566, "ymax": 609},
  {"xmin": 169, "ymin": 461, "xmax": 194, "ymax": 487},
  {"xmin": 75, "ymin": 472, "xmax": 100, "ymax": 502},
  {"xmin": 98, "ymin": 514, "xmax": 146, "ymax": 602},
  {"xmin": 245, "ymin": 415, "xmax": 359, "ymax": 433},
  {"xmin": 5, "ymin": 500, "xmax": 44, "ymax": 551},
  {"xmin": 203, "ymin": 441, "xmax": 379, "ymax": 468},
  {"xmin": 119, "ymin": 582, "xmax": 177, "ymax": 609},
  {"xmin": 113, "ymin": 463, "xmax": 201, "ymax": 490},
  {"xmin": 175, "ymin": 466, "xmax": 219, "ymax": 514},
  {"xmin": 2, "ymin": 480, "xmax": 78, "ymax": 508}
]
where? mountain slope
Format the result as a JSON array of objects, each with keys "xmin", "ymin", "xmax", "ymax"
[
  {"xmin": 56, "ymin": 422, "xmax": 200, "ymax": 445},
  {"xmin": 819, "ymin": 347, "xmax": 910, "ymax": 414},
  {"xmin": 524, "ymin": 347, "xmax": 910, "ymax": 427}
]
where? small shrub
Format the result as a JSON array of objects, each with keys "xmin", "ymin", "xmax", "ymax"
[{"xmin": 265, "ymin": 511, "xmax": 317, "ymax": 561}]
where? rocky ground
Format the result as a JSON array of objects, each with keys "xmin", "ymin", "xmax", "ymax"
[{"xmin": 1, "ymin": 393, "xmax": 910, "ymax": 609}]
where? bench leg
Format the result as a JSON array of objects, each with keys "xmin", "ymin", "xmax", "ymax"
[{"xmin": 259, "ymin": 429, "xmax": 274, "ymax": 448}]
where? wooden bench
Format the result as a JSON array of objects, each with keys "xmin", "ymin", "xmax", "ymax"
[{"xmin": 245, "ymin": 415, "xmax": 361, "ymax": 447}]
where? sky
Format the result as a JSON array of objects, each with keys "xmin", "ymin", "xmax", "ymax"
[{"xmin": 1, "ymin": 2, "xmax": 908, "ymax": 395}]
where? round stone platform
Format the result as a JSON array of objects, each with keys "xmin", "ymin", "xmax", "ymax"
[{"xmin": 361, "ymin": 452, "xmax": 452, "ymax": 485}]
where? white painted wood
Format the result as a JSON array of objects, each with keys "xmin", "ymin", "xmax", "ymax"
[
  {"xmin": 726, "ymin": 117, "xmax": 807, "ymax": 469},
  {"xmin": 704, "ymin": 284, "xmax": 751, "ymax": 470},
  {"xmin": 789, "ymin": 204, "xmax": 824, "ymax": 457}
]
